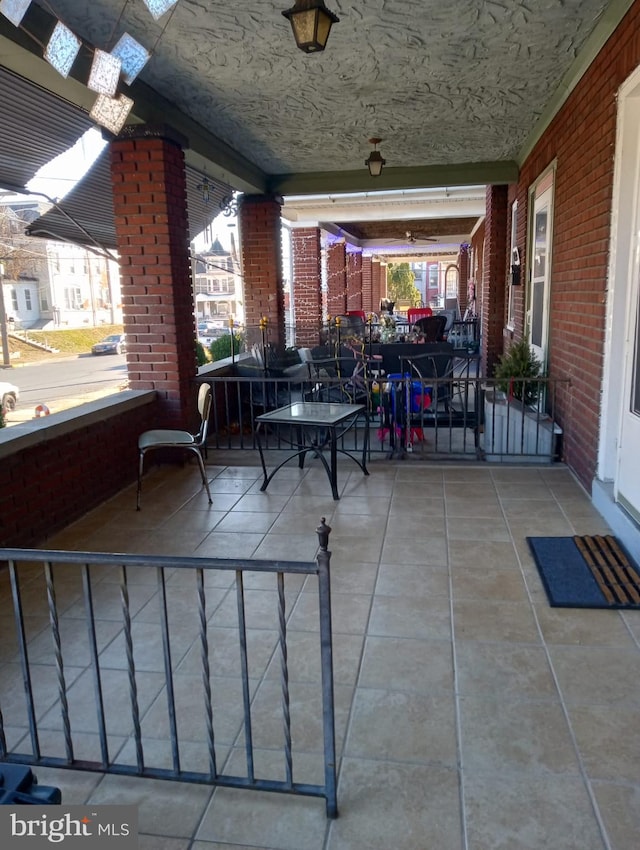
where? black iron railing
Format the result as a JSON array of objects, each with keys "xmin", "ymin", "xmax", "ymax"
[{"xmin": 0, "ymin": 519, "xmax": 338, "ymax": 817}]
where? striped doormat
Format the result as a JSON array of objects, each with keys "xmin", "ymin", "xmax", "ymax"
[{"xmin": 527, "ymin": 535, "xmax": 640, "ymax": 609}]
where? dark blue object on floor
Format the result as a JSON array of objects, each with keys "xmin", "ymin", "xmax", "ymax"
[
  {"xmin": 527, "ymin": 536, "xmax": 640, "ymax": 609},
  {"xmin": 0, "ymin": 764, "xmax": 61, "ymax": 804}
]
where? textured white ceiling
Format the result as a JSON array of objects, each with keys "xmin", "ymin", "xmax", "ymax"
[{"xmin": 31, "ymin": 0, "xmax": 612, "ymax": 177}]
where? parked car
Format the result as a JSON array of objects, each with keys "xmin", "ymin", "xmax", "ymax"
[
  {"xmin": 0, "ymin": 381, "xmax": 19, "ymax": 412},
  {"xmin": 91, "ymin": 334, "xmax": 126, "ymax": 355}
]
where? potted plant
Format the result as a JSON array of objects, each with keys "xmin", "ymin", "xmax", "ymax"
[
  {"xmin": 493, "ymin": 338, "xmax": 542, "ymax": 406},
  {"xmin": 484, "ymin": 339, "xmax": 560, "ymax": 461}
]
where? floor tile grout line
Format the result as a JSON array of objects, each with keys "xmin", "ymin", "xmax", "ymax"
[{"xmin": 443, "ymin": 473, "xmax": 470, "ymax": 850}]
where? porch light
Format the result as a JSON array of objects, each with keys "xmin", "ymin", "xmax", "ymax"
[
  {"xmin": 365, "ymin": 138, "xmax": 386, "ymax": 177},
  {"xmin": 282, "ymin": 0, "xmax": 339, "ymax": 54}
]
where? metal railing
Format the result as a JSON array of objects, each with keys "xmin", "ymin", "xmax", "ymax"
[{"xmin": 0, "ymin": 519, "xmax": 338, "ymax": 817}]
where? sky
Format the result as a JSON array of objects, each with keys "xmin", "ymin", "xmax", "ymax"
[{"xmin": 23, "ymin": 128, "xmax": 237, "ymax": 253}]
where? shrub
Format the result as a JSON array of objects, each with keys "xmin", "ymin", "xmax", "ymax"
[
  {"xmin": 493, "ymin": 338, "xmax": 542, "ymax": 405},
  {"xmin": 195, "ymin": 339, "xmax": 209, "ymax": 366},
  {"xmin": 0, "ymin": 405, "xmax": 5, "ymax": 428},
  {"xmin": 208, "ymin": 333, "xmax": 243, "ymax": 362}
]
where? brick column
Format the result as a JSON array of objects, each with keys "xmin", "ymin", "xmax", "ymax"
[
  {"xmin": 291, "ymin": 227, "xmax": 322, "ymax": 346},
  {"xmin": 346, "ymin": 247, "xmax": 363, "ymax": 312},
  {"xmin": 458, "ymin": 243, "xmax": 470, "ymax": 313},
  {"xmin": 362, "ymin": 256, "xmax": 373, "ymax": 312},
  {"xmin": 326, "ymin": 239, "xmax": 347, "ymax": 317},
  {"xmin": 482, "ymin": 185, "xmax": 509, "ymax": 376},
  {"xmin": 238, "ymin": 194, "xmax": 285, "ymax": 349},
  {"xmin": 371, "ymin": 260, "xmax": 382, "ymax": 313},
  {"xmin": 110, "ymin": 125, "xmax": 195, "ymax": 428}
]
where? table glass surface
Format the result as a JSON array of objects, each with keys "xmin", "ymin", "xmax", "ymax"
[{"xmin": 256, "ymin": 402, "xmax": 364, "ymax": 427}]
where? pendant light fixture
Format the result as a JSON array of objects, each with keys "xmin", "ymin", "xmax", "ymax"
[
  {"xmin": 282, "ymin": 0, "xmax": 339, "ymax": 53},
  {"xmin": 365, "ymin": 138, "xmax": 386, "ymax": 177}
]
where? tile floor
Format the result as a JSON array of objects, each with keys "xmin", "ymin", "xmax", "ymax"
[{"xmin": 2, "ymin": 454, "xmax": 640, "ymax": 850}]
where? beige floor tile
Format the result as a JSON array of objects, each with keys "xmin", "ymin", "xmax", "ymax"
[
  {"xmin": 213, "ymin": 511, "xmax": 279, "ymax": 533},
  {"xmin": 328, "ymin": 560, "xmax": 378, "ymax": 595},
  {"xmin": 88, "ymin": 773, "xmax": 213, "ymax": 839},
  {"xmin": 346, "ymin": 688, "xmax": 457, "ymax": 765},
  {"xmin": 380, "ymin": 533, "xmax": 448, "ymax": 566},
  {"xmin": 327, "ymin": 532, "xmax": 384, "ymax": 563},
  {"xmin": 376, "ymin": 562, "xmax": 450, "ymax": 597},
  {"xmin": 449, "ymin": 538, "xmax": 520, "ymax": 569},
  {"xmin": 389, "ymin": 495, "xmax": 445, "ymax": 517},
  {"xmin": 463, "ymin": 771, "xmax": 607, "ymax": 850},
  {"xmin": 548, "ymin": 645, "xmax": 640, "ymax": 705},
  {"xmin": 252, "ymin": 533, "xmax": 321, "ymax": 562},
  {"xmin": 139, "ymin": 837, "xmax": 191, "ymax": 850},
  {"xmin": 501, "ymin": 499, "xmax": 564, "ymax": 520},
  {"xmin": 455, "ymin": 641, "xmax": 558, "ymax": 699},
  {"xmin": 25, "ymin": 764, "xmax": 104, "ymax": 805},
  {"xmin": 359, "ymin": 635, "xmax": 453, "ymax": 693},
  {"xmin": 331, "ymin": 496, "xmax": 391, "ymax": 516},
  {"xmin": 327, "ymin": 758, "xmax": 462, "ymax": 850},
  {"xmin": 533, "ymin": 605, "xmax": 636, "ymax": 647},
  {"xmin": 264, "ymin": 629, "xmax": 364, "ymax": 686},
  {"xmin": 459, "ymin": 695, "xmax": 580, "ymax": 775},
  {"xmin": 453, "ymin": 599, "xmax": 541, "ymax": 643},
  {"xmin": 368, "ymin": 594, "xmax": 452, "ymax": 640},
  {"xmin": 447, "ymin": 516, "xmax": 511, "ymax": 541},
  {"xmin": 592, "ymin": 781, "xmax": 640, "ymax": 850},
  {"xmin": 288, "ymin": 591, "xmax": 372, "ymax": 635},
  {"xmin": 176, "ymin": 626, "xmax": 279, "ymax": 679},
  {"xmin": 446, "ymin": 495, "xmax": 504, "ymax": 518},
  {"xmin": 234, "ymin": 492, "xmax": 292, "ymax": 512},
  {"xmin": 450, "ymin": 564, "xmax": 529, "ymax": 601},
  {"xmin": 566, "ymin": 703, "xmax": 640, "ymax": 783},
  {"xmin": 197, "ymin": 751, "xmax": 328, "ymax": 850},
  {"xmin": 194, "ymin": 531, "xmax": 265, "ymax": 559}
]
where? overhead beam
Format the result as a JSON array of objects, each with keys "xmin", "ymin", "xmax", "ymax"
[
  {"xmin": 0, "ymin": 5, "xmax": 266, "ymax": 195},
  {"xmin": 269, "ymin": 161, "xmax": 519, "ymax": 196}
]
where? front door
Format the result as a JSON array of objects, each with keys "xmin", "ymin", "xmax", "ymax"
[
  {"xmin": 616, "ymin": 238, "xmax": 640, "ymax": 519},
  {"xmin": 528, "ymin": 173, "xmax": 554, "ymax": 368}
]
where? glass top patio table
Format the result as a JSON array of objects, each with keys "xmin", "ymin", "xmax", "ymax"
[{"xmin": 255, "ymin": 402, "xmax": 368, "ymax": 500}]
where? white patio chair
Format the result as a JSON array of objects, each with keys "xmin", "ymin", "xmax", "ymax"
[{"xmin": 136, "ymin": 383, "xmax": 213, "ymax": 510}]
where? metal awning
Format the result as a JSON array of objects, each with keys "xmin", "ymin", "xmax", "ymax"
[
  {"xmin": 0, "ymin": 65, "xmax": 94, "ymax": 191},
  {"xmin": 25, "ymin": 149, "xmax": 233, "ymax": 253}
]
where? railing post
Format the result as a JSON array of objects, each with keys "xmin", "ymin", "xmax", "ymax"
[{"xmin": 316, "ymin": 517, "xmax": 338, "ymax": 818}]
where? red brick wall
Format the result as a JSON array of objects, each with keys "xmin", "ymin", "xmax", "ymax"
[
  {"xmin": 346, "ymin": 249, "xmax": 363, "ymax": 312},
  {"xmin": 238, "ymin": 194, "xmax": 285, "ymax": 348},
  {"xmin": 327, "ymin": 240, "xmax": 347, "ymax": 316},
  {"xmin": 291, "ymin": 227, "xmax": 322, "ymax": 346},
  {"xmin": 110, "ymin": 129, "xmax": 195, "ymax": 429},
  {"xmin": 362, "ymin": 256, "xmax": 373, "ymax": 312},
  {"xmin": 482, "ymin": 185, "xmax": 508, "ymax": 376},
  {"xmin": 514, "ymin": 1, "xmax": 640, "ymax": 489},
  {"xmin": 0, "ymin": 400, "xmax": 158, "ymax": 548},
  {"xmin": 372, "ymin": 261, "xmax": 382, "ymax": 313}
]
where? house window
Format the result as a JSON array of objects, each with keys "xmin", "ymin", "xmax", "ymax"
[
  {"xmin": 24, "ymin": 290, "xmax": 32, "ymax": 311},
  {"xmin": 64, "ymin": 287, "xmax": 82, "ymax": 310},
  {"xmin": 11, "ymin": 289, "xmax": 18, "ymax": 311},
  {"xmin": 507, "ymin": 200, "xmax": 518, "ymax": 329}
]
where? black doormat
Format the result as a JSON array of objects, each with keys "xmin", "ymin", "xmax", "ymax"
[{"xmin": 527, "ymin": 535, "xmax": 640, "ymax": 609}]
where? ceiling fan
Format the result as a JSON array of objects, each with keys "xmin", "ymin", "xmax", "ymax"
[{"xmin": 405, "ymin": 230, "xmax": 438, "ymax": 243}]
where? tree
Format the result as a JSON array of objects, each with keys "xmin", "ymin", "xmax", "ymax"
[{"xmin": 386, "ymin": 262, "xmax": 421, "ymax": 306}]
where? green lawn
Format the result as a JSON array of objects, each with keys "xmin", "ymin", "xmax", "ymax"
[{"xmin": 26, "ymin": 325, "xmax": 124, "ymax": 355}]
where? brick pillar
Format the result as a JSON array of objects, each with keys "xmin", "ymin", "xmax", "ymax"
[
  {"xmin": 372, "ymin": 260, "xmax": 382, "ymax": 313},
  {"xmin": 238, "ymin": 194, "xmax": 285, "ymax": 349},
  {"xmin": 346, "ymin": 248, "xmax": 363, "ymax": 312},
  {"xmin": 482, "ymin": 185, "xmax": 509, "ymax": 376},
  {"xmin": 291, "ymin": 227, "xmax": 322, "ymax": 346},
  {"xmin": 458, "ymin": 244, "xmax": 470, "ymax": 313},
  {"xmin": 362, "ymin": 256, "xmax": 373, "ymax": 312},
  {"xmin": 110, "ymin": 125, "xmax": 195, "ymax": 428},
  {"xmin": 326, "ymin": 240, "xmax": 347, "ymax": 317}
]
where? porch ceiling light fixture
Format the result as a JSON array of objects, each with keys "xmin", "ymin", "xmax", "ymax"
[
  {"xmin": 90, "ymin": 92, "xmax": 134, "ymax": 135},
  {"xmin": 0, "ymin": 0, "xmax": 31, "ymax": 27},
  {"xmin": 365, "ymin": 138, "xmax": 386, "ymax": 177},
  {"xmin": 281, "ymin": 0, "xmax": 339, "ymax": 54}
]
